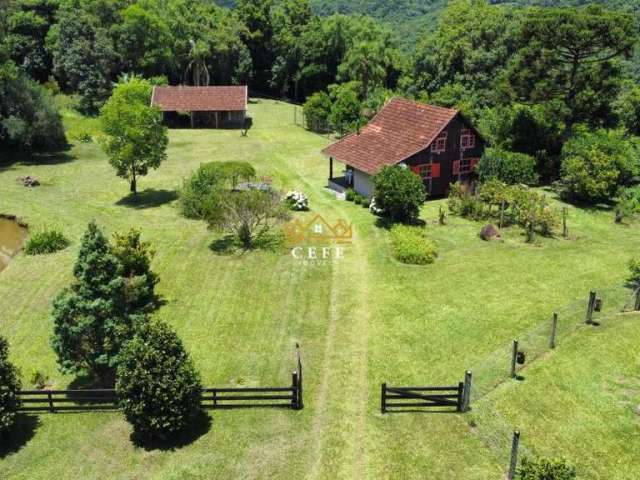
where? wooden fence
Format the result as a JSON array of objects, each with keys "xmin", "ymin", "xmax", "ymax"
[
  {"xmin": 381, "ymin": 372, "xmax": 472, "ymax": 414},
  {"xmin": 17, "ymin": 348, "xmax": 304, "ymax": 413}
]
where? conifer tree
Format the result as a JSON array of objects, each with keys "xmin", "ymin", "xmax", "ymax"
[{"xmin": 0, "ymin": 335, "xmax": 21, "ymax": 436}]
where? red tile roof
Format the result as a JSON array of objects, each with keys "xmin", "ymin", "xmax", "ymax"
[
  {"xmin": 322, "ymin": 98, "xmax": 459, "ymax": 175},
  {"xmin": 151, "ymin": 86, "xmax": 247, "ymax": 112}
]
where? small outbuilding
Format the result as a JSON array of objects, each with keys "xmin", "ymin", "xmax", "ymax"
[
  {"xmin": 322, "ymin": 97, "xmax": 485, "ymax": 198},
  {"xmin": 151, "ymin": 85, "xmax": 248, "ymax": 129}
]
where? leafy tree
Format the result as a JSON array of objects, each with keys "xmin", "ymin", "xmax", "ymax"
[
  {"xmin": 615, "ymin": 185, "xmax": 640, "ymax": 223},
  {"xmin": 236, "ymin": 0, "xmax": 275, "ymax": 88},
  {"xmin": 0, "ymin": 335, "xmax": 21, "ymax": 436},
  {"xmin": 338, "ymin": 40, "xmax": 395, "ymax": 99},
  {"xmin": 51, "ymin": 222, "xmax": 140, "ymax": 386},
  {"xmin": 4, "ymin": 0, "xmax": 58, "ymax": 82},
  {"xmin": 329, "ymin": 81, "xmax": 362, "ymax": 134},
  {"xmin": 373, "ymin": 165, "xmax": 427, "ymax": 222},
  {"xmin": 408, "ymin": 0, "xmax": 518, "ymax": 113},
  {"xmin": 478, "ymin": 148, "xmax": 538, "ymax": 185},
  {"xmin": 516, "ymin": 456, "xmax": 576, "ymax": 480},
  {"xmin": 0, "ymin": 59, "xmax": 66, "ymax": 150},
  {"xmin": 99, "ymin": 78, "xmax": 168, "ymax": 194},
  {"xmin": 206, "ymin": 188, "xmax": 288, "ymax": 249},
  {"xmin": 48, "ymin": 8, "xmax": 117, "ymax": 114},
  {"xmin": 111, "ymin": 229, "xmax": 159, "ymax": 313},
  {"xmin": 303, "ymin": 91, "xmax": 332, "ymax": 132},
  {"xmin": 504, "ymin": 5, "xmax": 637, "ymax": 133},
  {"xmin": 614, "ymin": 81, "xmax": 640, "ymax": 136},
  {"xmin": 560, "ymin": 128, "xmax": 640, "ymax": 203},
  {"xmin": 116, "ymin": 320, "xmax": 203, "ymax": 440}
]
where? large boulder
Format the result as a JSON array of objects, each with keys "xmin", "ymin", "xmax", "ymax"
[{"xmin": 480, "ymin": 224, "xmax": 501, "ymax": 241}]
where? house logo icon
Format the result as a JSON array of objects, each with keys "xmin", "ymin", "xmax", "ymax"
[{"xmin": 283, "ymin": 215, "xmax": 353, "ymax": 245}]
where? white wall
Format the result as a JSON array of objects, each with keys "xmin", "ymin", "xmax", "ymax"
[{"xmin": 354, "ymin": 169, "xmax": 373, "ymax": 198}]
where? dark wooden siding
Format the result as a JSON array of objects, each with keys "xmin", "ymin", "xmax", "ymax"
[{"xmin": 405, "ymin": 115, "xmax": 485, "ymax": 197}]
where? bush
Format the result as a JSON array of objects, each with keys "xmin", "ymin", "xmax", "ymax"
[
  {"xmin": 345, "ymin": 188, "xmax": 355, "ymax": 201},
  {"xmin": 560, "ymin": 128, "xmax": 640, "ymax": 203},
  {"xmin": 517, "ymin": 456, "xmax": 576, "ymax": 480},
  {"xmin": 24, "ymin": 226, "xmax": 70, "ymax": 255},
  {"xmin": 0, "ymin": 335, "xmax": 21, "ymax": 436},
  {"xmin": 285, "ymin": 191, "xmax": 309, "ymax": 211},
  {"xmin": 303, "ymin": 91, "xmax": 332, "ymax": 133},
  {"xmin": 354, "ymin": 194, "xmax": 363, "ymax": 205},
  {"xmin": 629, "ymin": 257, "xmax": 640, "ymax": 285},
  {"xmin": 362, "ymin": 197, "xmax": 371, "ymax": 208},
  {"xmin": 615, "ymin": 185, "xmax": 640, "ymax": 223},
  {"xmin": 116, "ymin": 321, "xmax": 203, "ymax": 440},
  {"xmin": 180, "ymin": 162, "xmax": 256, "ymax": 219},
  {"xmin": 373, "ymin": 165, "xmax": 427, "ymax": 222},
  {"xmin": 29, "ymin": 370, "xmax": 48, "ymax": 389},
  {"xmin": 478, "ymin": 148, "xmax": 538, "ymax": 185},
  {"xmin": 390, "ymin": 225, "xmax": 438, "ymax": 265}
]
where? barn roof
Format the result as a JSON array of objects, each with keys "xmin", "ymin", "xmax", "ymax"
[
  {"xmin": 151, "ymin": 86, "xmax": 248, "ymax": 112},
  {"xmin": 322, "ymin": 98, "xmax": 459, "ymax": 175}
]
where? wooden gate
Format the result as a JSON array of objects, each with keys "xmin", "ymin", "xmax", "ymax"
[{"xmin": 381, "ymin": 372, "xmax": 472, "ymax": 413}]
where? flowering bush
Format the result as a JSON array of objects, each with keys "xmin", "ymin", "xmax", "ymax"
[{"xmin": 285, "ymin": 191, "xmax": 309, "ymax": 211}]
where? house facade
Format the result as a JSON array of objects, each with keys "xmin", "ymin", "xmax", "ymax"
[
  {"xmin": 322, "ymin": 98, "xmax": 485, "ymax": 198},
  {"xmin": 151, "ymin": 86, "xmax": 248, "ymax": 129}
]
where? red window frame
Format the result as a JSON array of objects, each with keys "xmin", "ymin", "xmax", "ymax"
[
  {"xmin": 415, "ymin": 163, "xmax": 441, "ymax": 180},
  {"xmin": 460, "ymin": 128, "xmax": 476, "ymax": 149},
  {"xmin": 431, "ymin": 132, "xmax": 447, "ymax": 154}
]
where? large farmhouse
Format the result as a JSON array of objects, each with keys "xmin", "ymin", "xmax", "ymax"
[
  {"xmin": 151, "ymin": 85, "xmax": 248, "ymax": 129},
  {"xmin": 322, "ymin": 98, "xmax": 485, "ymax": 198}
]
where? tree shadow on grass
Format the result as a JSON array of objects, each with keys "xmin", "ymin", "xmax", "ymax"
[
  {"xmin": 374, "ymin": 216, "xmax": 427, "ymax": 230},
  {"xmin": 130, "ymin": 410, "xmax": 212, "ymax": 452},
  {"xmin": 116, "ymin": 189, "xmax": 178, "ymax": 209},
  {"xmin": 209, "ymin": 232, "xmax": 286, "ymax": 256},
  {"xmin": 0, "ymin": 149, "xmax": 75, "ymax": 172},
  {"xmin": 0, "ymin": 414, "xmax": 40, "ymax": 458}
]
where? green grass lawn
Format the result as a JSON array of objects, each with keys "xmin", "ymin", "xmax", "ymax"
[{"xmin": 0, "ymin": 98, "xmax": 638, "ymax": 479}]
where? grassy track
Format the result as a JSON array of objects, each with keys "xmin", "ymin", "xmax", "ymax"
[{"xmin": 0, "ymin": 99, "xmax": 638, "ymax": 479}]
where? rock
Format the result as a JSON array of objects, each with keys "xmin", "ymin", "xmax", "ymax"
[
  {"xmin": 20, "ymin": 176, "xmax": 40, "ymax": 187},
  {"xmin": 480, "ymin": 224, "xmax": 501, "ymax": 241}
]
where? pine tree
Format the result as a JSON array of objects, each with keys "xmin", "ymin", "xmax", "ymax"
[{"xmin": 50, "ymin": 222, "xmax": 142, "ymax": 386}]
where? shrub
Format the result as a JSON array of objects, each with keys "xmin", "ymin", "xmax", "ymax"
[
  {"xmin": 517, "ymin": 456, "xmax": 576, "ymax": 480},
  {"xmin": 29, "ymin": 370, "xmax": 48, "ymax": 389},
  {"xmin": 390, "ymin": 225, "xmax": 438, "ymax": 265},
  {"xmin": 285, "ymin": 191, "xmax": 309, "ymax": 211},
  {"xmin": 24, "ymin": 226, "xmax": 70, "ymax": 255},
  {"xmin": 180, "ymin": 162, "xmax": 256, "ymax": 219},
  {"xmin": 0, "ymin": 335, "xmax": 21, "ymax": 436},
  {"xmin": 303, "ymin": 91, "xmax": 332, "ymax": 133},
  {"xmin": 478, "ymin": 148, "xmax": 538, "ymax": 185},
  {"xmin": 629, "ymin": 257, "xmax": 640, "ymax": 285},
  {"xmin": 560, "ymin": 128, "xmax": 640, "ymax": 203},
  {"xmin": 362, "ymin": 197, "xmax": 371, "ymax": 208},
  {"xmin": 345, "ymin": 188, "xmax": 355, "ymax": 201},
  {"xmin": 116, "ymin": 320, "xmax": 203, "ymax": 440},
  {"xmin": 373, "ymin": 165, "xmax": 427, "ymax": 222},
  {"xmin": 615, "ymin": 185, "xmax": 640, "ymax": 223},
  {"xmin": 354, "ymin": 194, "xmax": 363, "ymax": 205}
]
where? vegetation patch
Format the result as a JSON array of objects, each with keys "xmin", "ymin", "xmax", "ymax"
[
  {"xmin": 24, "ymin": 226, "xmax": 70, "ymax": 255},
  {"xmin": 390, "ymin": 225, "xmax": 438, "ymax": 265}
]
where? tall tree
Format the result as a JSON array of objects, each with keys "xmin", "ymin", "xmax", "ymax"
[
  {"xmin": 0, "ymin": 335, "xmax": 21, "ymax": 436},
  {"xmin": 51, "ymin": 222, "xmax": 138, "ymax": 386},
  {"xmin": 236, "ymin": 0, "xmax": 275, "ymax": 89},
  {"xmin": 504, "ymin": 5, "xmax": 637, "ymax": 132},
  {"xmin": 99, "ymin": 77, "xmax": 168, "ymax": 194}
]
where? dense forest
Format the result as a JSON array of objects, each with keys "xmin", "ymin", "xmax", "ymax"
[{"xmin": 2, "ymin": 0, "xmax": 640, "ymax": 209}]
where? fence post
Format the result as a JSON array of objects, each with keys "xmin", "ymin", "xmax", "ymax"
[
  {"xmin": 457, "ymin": 382, "xmax": 464, "ymax": 412},
  {"xmin": 562, "ymin": 207, "xmax": 568, "ymax": 239},
  {"xmin": 295, "ymin": 344, "xmax": 304, "ymax": 410},
  {"xmin": 462, "ymin": 370, "xmax": 472, "ymax": 412},
  {"xmin": 634, "ymin": 288, "xmax": 640, "ymax": 312},
  {"xmin": 48, "ymin": 391, "xmax": 54, "ymax": 413},
  {"xmin": 381, "ymin": 383, "xmax": 387, "ymax": 414},
  {"xmin": 586, "ymin": 291, "xmax": 596, "ymax": 324},
  {"xmin": 510, "ymin": 340, "xmax": 519, "ymax": 379},
  {"xmin": 507, "ymin": 430, "xmax": 521, "ymax": 480},
  {"xmin": 291, "ymin": 372, "xmax": 299, "ymax": 410},
  {"xmin": 549, "ymin": 312, "xmax": 558, "ymax": 349},
  {"xmin": 499, "ymin": 201, "xmax": 506, "ymax": 229}
]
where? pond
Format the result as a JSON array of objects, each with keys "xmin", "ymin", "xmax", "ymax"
[{"xmin": 0, "ymin": 217, "xmax": 28, "ymax": 273}]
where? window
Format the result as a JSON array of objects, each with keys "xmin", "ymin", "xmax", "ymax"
[
  {"xmin": 414, "ymin": 163, "xmax": 441, "ymax": 180},
  {"xmin": 460, "ymin": 128, "xmax": 476, "ymax": 149},
  {"xmin": 458, "ymin": 158, "xmax": 479, "ymax": 174},
  {"xmin": 431, "ymin": 132, "xmax": 447, "ymax": 153}
]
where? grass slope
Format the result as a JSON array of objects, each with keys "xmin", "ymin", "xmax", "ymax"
[{"xmin": 0, "ymin": 98, "xmax": 638, "ymax": 479}]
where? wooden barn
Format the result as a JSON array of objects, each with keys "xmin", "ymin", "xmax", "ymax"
[
  {"xmin": 151, "ymin": 85, "xmax": 248, "ymax": 129},
  {"xmin": 322, "ymin": 98, "xmax": 485, "ymax": 198}
]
